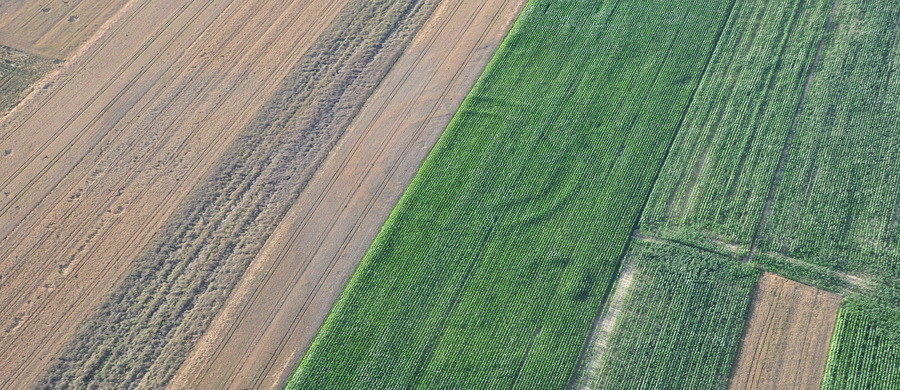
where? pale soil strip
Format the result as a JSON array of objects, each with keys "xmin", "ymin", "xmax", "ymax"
[
  {"xmin": 0, "ymin": 0, "xmax": 348, "ymax": 388},
  {"xmin": 37, "ymin": 1, "xmax": 441, "ymax": 388},
  {"xmin": 0, "ymin": 0, "xmax": 131, "ymax": 58},
  {"xmin": 729, "ymin": 273, "xmax": 841, "ymax": 390},
  {"xmin": 575, "ymin": 263, "xmax": 637, "ymax": 390},
  {"xmin": 168, "ymin": 0, "xmax": 528, "ymax": 388},
  {"xmin": 0, "ymin": 0, "xmax": 139, "ymax": 123}
]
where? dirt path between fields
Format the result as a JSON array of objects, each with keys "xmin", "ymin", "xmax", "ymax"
[
  {"xmin": 0, "ymin": 0, "xmax": 132, "ymax": 58},
  {"xmin": 0, "ymin": 0, "xmax": 350, "ymax": 387},
  {"xmin": 729, "ymin": 272, "xmax": 841, "ymax": 390},
  {"xmin": 167, "ymin": 0, "xmax": 527, "ymax": 388}
]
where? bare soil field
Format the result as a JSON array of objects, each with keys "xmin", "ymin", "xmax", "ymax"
[
  {"xmin": 168, "ymin": 1, "xmax": 527, "ymax": 387},
  {"xmin": 729, "ymin": 273, "xmax": 842, "ymax": 390},
  {"xmin": 0, "ymin": 0, "xmax": 355, "ymax": 387},
  {"xmin": 0, "ymin": 0, "xmax": 131, "ymax": 59}
]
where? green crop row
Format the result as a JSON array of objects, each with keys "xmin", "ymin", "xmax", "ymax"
[
  {"xmin": 759, "ymin": 0, "xmax": 899, "ymax": 303},
  {"xmin": 640, "ymin": 0, "xmax": 898, "ymax": 302},
  {"xmin": 286, "ymin": 0, "xmax": 736, "ymax": 388},
  {"xmin": 822, "ymin": 297, "xmax": 900, "ymax": 390},
  {"xmin": 576, "ymin": 240, "xmax": 758, "ymax": 389}
]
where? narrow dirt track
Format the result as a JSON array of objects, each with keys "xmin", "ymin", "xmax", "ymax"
[
  {"xmin": 168, "ymin": 0, "xmax": 528, "ymax": 388},
  {"xmin": 729, "ymin": 273, "xmax": 841, "ymax": 390},
  {"xmin": 0, "ymin": 0, "xmax": 131, "ymax": 58},
  {"xmin": 0, "ymin": 0, "xmax": 350, "ymax": 387}
]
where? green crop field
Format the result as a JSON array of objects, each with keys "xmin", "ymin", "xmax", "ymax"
[
  {"xmin": 287, "ymin": 0, "xmax": 737, "ymax": 387},
  {"xmin": 640, "ymin": 0, "xmax": 898, "ymax": 302},
  {"xmin": 822, "ymin": 298, "xmax": 900, "ymax": 390},
  {"xmin": 639, "ymin": 0, "xmax": 834, "ymax": 255},
  {"xmin": 758, "ymin": 0, "xmax": 899, "ymax": 303},
  {"xmin": 576, "ymin": 240, "xmax": 758, "ymax": 389},
  {"xmin": 285, "ymin": 0, "xmax": 897, "ymax": 388}
]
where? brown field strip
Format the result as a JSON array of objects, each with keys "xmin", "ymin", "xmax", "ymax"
[
  {"xmin": 0, "ymin": 0, "xmax": 350, "ymax": 387},
  {"xmin": 35, "ymin": 1, "xmax": 444, "ymax": 388},
  {"xmin": 0, "ymin": 0, "xmax": 131, "ymax": 59},
  {"xmin": 167, "ymin": 0, "xmax": 527, "ymax": 388},
  {"xmin": 729, "ymin": 273, "xmax": 842, "ymax": 390}
]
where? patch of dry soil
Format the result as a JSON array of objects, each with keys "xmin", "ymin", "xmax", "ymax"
[{"xmin": 729, "ymin": 273, "xmax": 841, "ymax": 390}]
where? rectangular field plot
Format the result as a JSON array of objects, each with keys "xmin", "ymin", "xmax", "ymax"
[
  {"xmin": 758, "ymin": 0, "xmax": 899, "ymax": 303},
  {"xmin": 639, "ymin": 0, "xmax": 835, "ymax": 255},
  {"xmin": 577, "ymin": 240, "xmax": 758, "ymax": 390},
  {"xmin": 822, "ymin": 298, "xmax": 900, "ymax": 390},
  {"xmin": 729, "ymin": 273, "xmax": 841, "ymax": 389},
  {"xmin": 287, "ymin": 0, "xmax": 737, "ymax": 388},
  {"xmin": 639, "ymin": 0, "xmax": 899, "ymax": 302}
]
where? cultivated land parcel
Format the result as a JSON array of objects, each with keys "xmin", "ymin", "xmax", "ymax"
[
  {"xmin": 0, "ymin": 0, "xmax": 895, "ymax": 389},
  {"xmin": 292, "ymin": 0, "xmax": 898, "ymax": 389}
]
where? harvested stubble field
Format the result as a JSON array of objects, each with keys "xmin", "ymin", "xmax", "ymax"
[
  {"xmin": 729, "ymin": 273, "xmax": 842, "ymax": 389},
  {"xmin": 0, "ymin": 0, "xmax": 132, "ymax": 58},
  {"xmin": 0, "ymin": 0, "xmax": 526, "ymax": 388},
  {"xmin": 168, "ymin": 0, "xmax": 527, "ymax": 388}
]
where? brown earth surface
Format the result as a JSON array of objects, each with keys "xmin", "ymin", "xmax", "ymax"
[
  {"xmin": 0, "ymin": 0, "xmax": 351, "ymax": 387},
  {"xmin": 35, "ymin": 1, "xmax": 444, "ymax": 388},
  {"xmin": 0, "ymin": 0, "xmax": 132, "ymax": 59},
  {"xmin": 729, "ymin": 272, "xmax": 842, "ymax": 390},
  {"xmin": 167, "ymin": 0, "xmax": 527, "ymax": 388}
]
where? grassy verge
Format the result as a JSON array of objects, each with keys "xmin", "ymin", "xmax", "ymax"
[
  {"xmin": 0, "ymin": 45, "xmax": 53, "ymax": 116},
  {"xmin": 288, "ymin": 0, "xmax": 736, "ymax": 387}
]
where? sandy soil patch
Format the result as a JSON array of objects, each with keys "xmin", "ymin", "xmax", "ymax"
[
  {"xmin": 729, "ymin": 272, "xmax": 841, "ymax": 390},
  {"xmin": 0, "ymin": 0, "xmax": 131, "ymax": 58},
  {"xmin": 0, "ymin": 0, "xmax": 347, "ymax": 387}
]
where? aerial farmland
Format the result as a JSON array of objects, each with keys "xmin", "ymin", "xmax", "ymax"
[{"xmin": 0, "ymin": 0, "xmax": 895, "ymax": 389}]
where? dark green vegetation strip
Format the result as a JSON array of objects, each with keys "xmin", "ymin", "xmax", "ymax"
[
  {"xmin": 640, "ymin": 0, "xmax": 898, "ymax": 302},
  {"xmin": 288, "ymin": 0, "xmax": 737, "ymax": 387},
  {"xmin": 577, "ymin": 240, "xmax": 758, "ymax": 389},
  {"xmin": 0, "ymin": 45, "xmax": 52, "ymax": 116},
  {"xmin": 36, "ymin": 0, "xmax": 440, "ymax": 388},
  {"xmin": 822, "ymin": 298, "xmax": 900, "ymax": 390}
]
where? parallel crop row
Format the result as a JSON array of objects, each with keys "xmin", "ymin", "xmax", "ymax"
[
  {"xmin": 641, "ymin": 0, "xmax": 898, "ymax": 302},
  {"xmin": 759, "ymin": 0, "xmax": 899, "ymax": 303},
  {"xmin": 822, "ymin": 298, "xmax": 900, "ymax": 389},
  {"xmin": 577, "ymin": 240, "xmax": 758, "ymax": 389},
  {"xmin": 639, "ymin": 0, "xmax": 834, "ymax": 255},
  {"xmin": 288, "ymin": 0, "xmax": 736, "ymax": 388}
]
